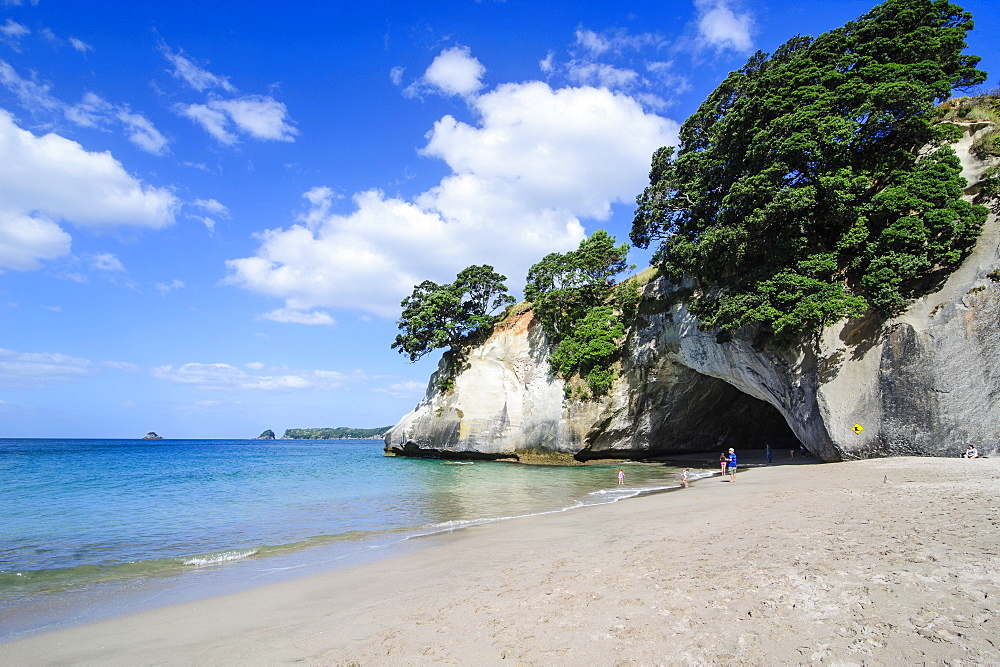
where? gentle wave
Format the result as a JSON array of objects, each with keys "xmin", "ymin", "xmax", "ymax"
[{"xmin": 182, "ymin": 549, "xmax": 259, "ymax": 567}]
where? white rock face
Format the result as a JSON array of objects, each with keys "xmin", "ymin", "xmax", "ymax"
[{"xmin": 385, "ymin": 125, "xmax": 1000, "ymax": 461}]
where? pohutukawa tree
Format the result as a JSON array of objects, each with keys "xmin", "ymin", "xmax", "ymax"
[
  {"xmin": 392, "ymin": 265, "xmax": 515, "ymax": 362},
  {"xmin": 631, "ymin": 0, "xmax": 989, "ymax": 345}
]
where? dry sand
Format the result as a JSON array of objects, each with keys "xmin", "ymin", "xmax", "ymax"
[{"xmin": 2, "ymin": 456, "xmax": 999, "ymax": 665}]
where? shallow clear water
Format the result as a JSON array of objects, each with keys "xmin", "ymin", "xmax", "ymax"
[{"xmin": 0, "ymin": 438, "xmax": 700, "ymax": 639}]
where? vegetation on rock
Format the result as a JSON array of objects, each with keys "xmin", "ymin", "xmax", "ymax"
[
  {"xmin": 392, "ymin": 265, "xmax": 515, "ymax": 362},
  {"xmin": 525, "ymin": 230, "xmax": 636, "ymax": 395},
  {"xmin": 631, "ymin": 0, "xmax": 989, "ymax": 346}
]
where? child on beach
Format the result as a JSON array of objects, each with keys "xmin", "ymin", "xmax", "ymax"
[
  {"xmin": 720, "ymin": 452, "xmax": 728, "ymax": 476},
  {"xmin": 681, "ymin": 468, "xmax": 690, "ymax": 488},
  {"xmin": 618, "ymin": 468, "xmax": 625, "ymax": 485}
]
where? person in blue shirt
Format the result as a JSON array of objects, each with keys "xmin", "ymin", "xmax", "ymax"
[{"xmin": 727, "ymin": 448, "xmax": 737, "ymax": 482}]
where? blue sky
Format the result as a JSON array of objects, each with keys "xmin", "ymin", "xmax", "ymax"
[{"xmin": 1, "ymin": 0, "xmax": 997, "ymax": 438}]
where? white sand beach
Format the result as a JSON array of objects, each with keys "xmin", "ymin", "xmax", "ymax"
[{"xmin": 3, "ymin": 456, "xmax": 998, "ymax": 664}]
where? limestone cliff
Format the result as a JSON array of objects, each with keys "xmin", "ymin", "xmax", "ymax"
[{"xmin": 385, "ymin": 124, "xmax": 1000, "ymax": 462}]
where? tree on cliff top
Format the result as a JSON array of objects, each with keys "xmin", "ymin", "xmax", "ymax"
[
  {"xmin": 524, "ymin": 230, "xmax": 635, "ymax": 395},
  {"xmin": 392, "ymin": 265, "xmax": 515, "ymax": 362},
  {"xmin": 631, "ymin": 0, "xmax": 988, "ymax": 345}
]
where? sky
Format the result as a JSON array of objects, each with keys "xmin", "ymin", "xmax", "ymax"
[{"xmin": 1, "ymin": 0, "xmax": 997, "ymax": 439}]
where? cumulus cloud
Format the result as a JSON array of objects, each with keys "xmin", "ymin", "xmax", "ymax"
[
  {"xmin": 153, "ymin": 362, "xmax": 351, "ymax": 391},
  {"xmin": 226, "ymin": 67, "xmax": 678, "ymax": 320},
  {"xmin": 178, "ymin": 96, "xmax": 296, "ymax": 144},
  {"xmin": 694, "ymin": 0, "xmax": 753, "ymax": 53},
  {"xmin": 0, "ymin": 347, "xmax": 94, "ymax": 389},
  {"xmin": 422, "ymin": 46, "xmax": 485, "ymax": 97},
  {"xmin": 161, "ymin": 44, "xmax": 297, "ymax": 145},
  {"xmin": 0, "ymin": 110, "xmax": 177, "ymax": 270}
]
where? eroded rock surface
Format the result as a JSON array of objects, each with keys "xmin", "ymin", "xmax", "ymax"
[{"xmin": 385, "ymin": 125, "xmax": 1000, "ymax": 462}]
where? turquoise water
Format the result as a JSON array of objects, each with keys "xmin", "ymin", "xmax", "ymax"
[{"xmin": 0, "ymin": 438, "xmax": 697, "ymax": 639}]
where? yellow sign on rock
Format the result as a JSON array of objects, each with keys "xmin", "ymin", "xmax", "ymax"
[{"xmin": 852, "ymin": 423, "xmax": 864, "ymax": 434}]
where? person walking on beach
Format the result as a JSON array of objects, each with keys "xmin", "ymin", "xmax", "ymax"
[
  {"xmin": 765, "ymin": 443, "xmax": 772, "ymax": 464},
  {"xmin": 681, "ymin": 468, "xmax": 691, "ymax": 488},
  {"xmin": 720, "ymin": 452, "xmax": 728, "ymax": 476},
  {"xmin": 618, "ymin": 468, "xmax": 625, "ymax": 485},
  {"xmin": 727, "ymin": 448, "xmax": 738, "ymax": 482}
]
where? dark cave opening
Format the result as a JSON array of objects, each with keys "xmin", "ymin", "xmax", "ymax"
[{"xmin": 578, "ymin": 366, "xmax": 802, "ymax": 461}]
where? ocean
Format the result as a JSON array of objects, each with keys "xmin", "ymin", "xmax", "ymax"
[{"xmin": 0, "ymin": 438, "xmax": 697, "ymax": 641}]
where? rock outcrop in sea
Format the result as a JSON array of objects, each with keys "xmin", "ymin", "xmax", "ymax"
[
  {"xmin": 385, "ymin": 123, "xmax": 1000, "ymax": 463},
  {"xmin": 253, "ymin": 430, "xmax": 276, "ymax": 440},
  {"xmin": 142, "ymin": 432, "xmax": 163, "ymax": 439}
]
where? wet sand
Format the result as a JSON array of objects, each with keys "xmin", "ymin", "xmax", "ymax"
[{"xmin": 2, "ymin": 456, "xmax": 998, "ymax": 664}]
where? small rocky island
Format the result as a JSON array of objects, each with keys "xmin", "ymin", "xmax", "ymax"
[
  {"xmin": 253, "ymin": 430, "xmax": 276, "ymax": 440},
  {"xmin": 141, "ymin": 432, "xmax": 163, "ymax": 439}
]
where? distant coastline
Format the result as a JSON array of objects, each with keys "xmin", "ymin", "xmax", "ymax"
[{"xmin": 280, "ymin": 427, "xmax": 392, "ymax": 440}]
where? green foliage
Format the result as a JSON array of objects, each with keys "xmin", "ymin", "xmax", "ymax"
[
  {"xmin": 282, "ymin": 427, "xmax": 392, "ymax": 439},
  {"xmin": 525, "ymin": 231, "xmax": 634, "ymax": 396},
  {"xmin": 392, "ymin": 265, "xmax": 516, "ymax": 361},
  {"xmin": 548, "ymin": 305, "xmax": 625, "ymax": 394},
  {"xmin": 631, "ymin": 0, "xmax": 988, "ymax": 345},
  {"xmin": 525, "ymin": 230, "xmax": 632, "ymax": 341}
]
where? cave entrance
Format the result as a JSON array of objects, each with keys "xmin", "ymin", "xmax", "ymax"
[{"xmin": 581, "ymin": 365, "xmax": 802, "ymax": 460}]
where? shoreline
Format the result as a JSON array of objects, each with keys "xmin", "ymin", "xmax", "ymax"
[{"xmin": 3, "ymin": 456, "xmax": 998, "ymax": 663}]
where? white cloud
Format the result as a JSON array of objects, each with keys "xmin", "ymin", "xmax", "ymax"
[
  {"xmin": 567, "ymin": 62, "xmax": 640, "ymax": 89},
  {"xmin": 209, "ymin": 96, "xmax": 297, "ymax": 142},
  {"xmin": 65, "ymin": 91, "xmax": 114, "ymax": 128},
  {"xmin": 0, "ymin": 64, "xmax": 170, "ymax": 156},
  {"xmin": 0, "ymin": 19, "xmax": 28, "ymax": 42},
  {"xmin": 539, "ymin": 51, "xmax": 555, "ymax": 73},
  {"xmin": 68, "ymin": 37, "xmax": 93, "ymax": 53},
  {"xmin": 260, "ymin": 307, "xmax": 335, "ymax": 325},
  {"xmin": 155, "ymin": 278, "xmax": 184, "ymax": 294},
  {"xmin": 424, "ymin": 46, "xmax": 484, "ymax": 97},
  {"xmin": 194, "ymin": 198, "xmax": 230, "ymax": 217},
  {"xmin": 0, "ymin": 110, "xmax": 178, "ymax": 271},
  {"xmin": 406, "ymin": 46, "xmax": 485, "ymax": 98},
  {"xmin": 179, "ymin": 96, "xmax": 296, "ymax": 144},
  {"xmin": 245, "ymin": 361, "xmax": 264, "ymax": 370},
  {"xmin": 226, "ymin": 70, "xmax": 678, "ymax": 321},
  {"xmin": 188, "ymin": 215, "xmax": 216, "ymax": 232},
  {"xmin": 178, "ymin": 102, "xmax": 236, "ymax": 144},
  {"xmin": 153, "ymin": 362, "xmax": 350, "ymax": 391},
  {"xmin": 161, "ymin": 46, "xmax": 236, "ymax": 93},
  {"xmin": 694, "ymin": 0, "xmax": 753, "ymax": 53},
  {"xmin": 0, "ymin": 347, "xmax": 94, "ymax": 388},
  {"xmin": 117, "ymin": 108, "xmax": 169, "ymax": 155},
  {"xmin": 0, "ymin": 60, "xmax": 61, "ymax": 112},
  {"xmin": 92, "ymin": 252, "xmax": 124, "ymax": 272},
  {"xmin": 543, "ymin": 28, "xmax": 674, "ymax": 103},
  {"xmin": 375, "ymin": 380, "xmax": 427, "ymax": 400},
  {"xmin": 389, "ymin": 66, "xmax": 404, "ymax": 86}
]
